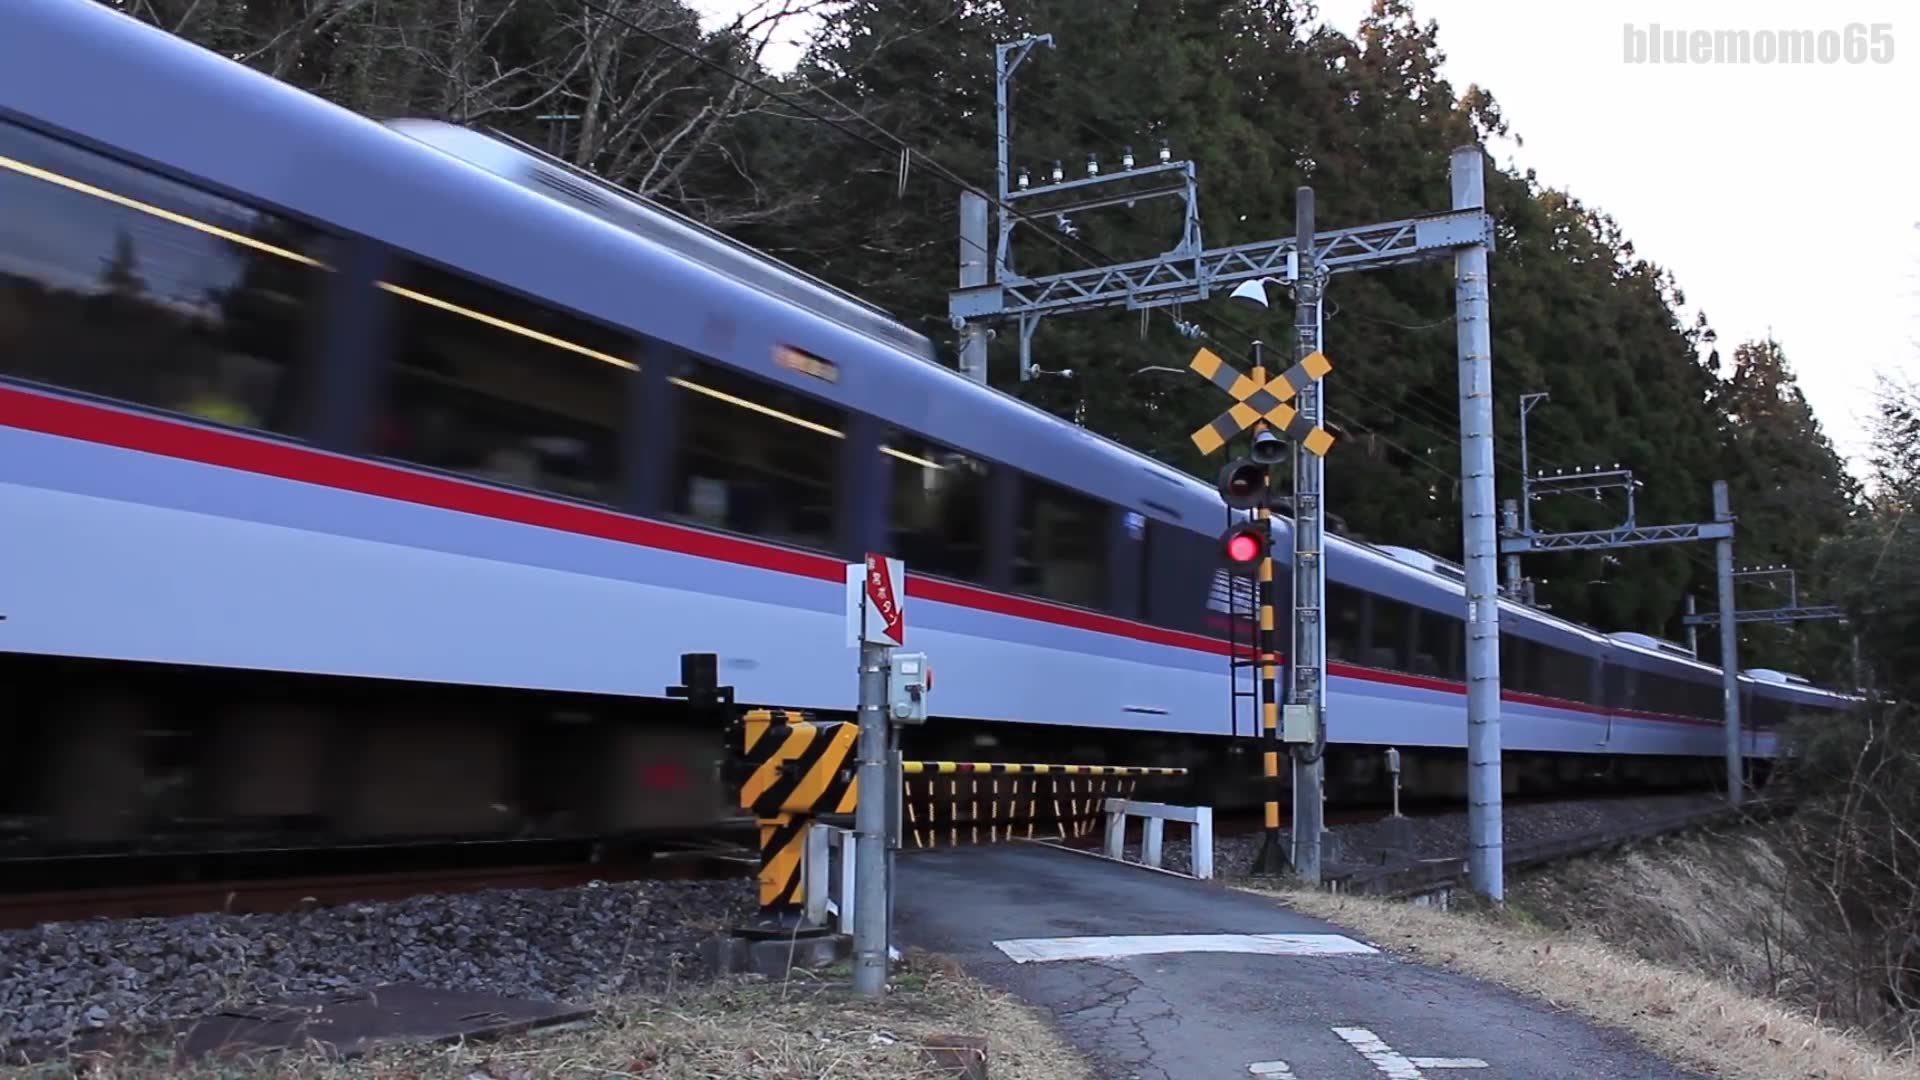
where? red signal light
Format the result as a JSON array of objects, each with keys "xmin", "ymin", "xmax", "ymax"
[
  {"xmin": 1226, "ymin": 532, "xmax": 1262, "ymax": 563},
  {"xmin": 1220, "ymin": 524, "xmax": 1267, "ymax": 575}
]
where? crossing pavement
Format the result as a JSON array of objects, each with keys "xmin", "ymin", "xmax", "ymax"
[{"xmin": 894, "ymin": 843, "xmax": 1703, "ymax": 1080}]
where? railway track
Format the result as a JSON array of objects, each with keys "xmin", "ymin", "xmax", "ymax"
[
  {"xmin": 0, "ymin": 789, "xmax": 1716, "ymax": 930},
  {"xmin": 0, "ymin": 836, "xmax": 757, "ymax": 930}
]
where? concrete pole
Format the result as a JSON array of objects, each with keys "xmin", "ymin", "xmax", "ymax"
[
  {"xmin": 1450, "ymin": 145, "xmax": 1503, "ymax": 902},
  {"xmin": 957, "ymin": 192, "xmax": 990, "ymax": 383},
  {"xmin": 1713, "ymin": 480, "xmax": 1742, "ymax": 804},
  {"xmin": 852, "ymin": 642, "xmax": 891, "ymax": 995},
  {"xmin": 1289, "ymin": 185, "xmax": 1325, "ymax": 885}
]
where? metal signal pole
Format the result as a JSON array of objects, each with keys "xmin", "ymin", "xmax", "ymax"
[
  {"xmin": 852, "ymin": 640, "xmax": 889, "ymax": 995},
  {"xmin": 1289, "ymin": 188, "xmax": 1327, "ymax": 885}
]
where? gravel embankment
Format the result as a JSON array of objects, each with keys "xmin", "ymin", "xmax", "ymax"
[
  {"xmin": 1119, "ymin": 793, "xmax": 1726, "ymax": 878},
  {"xmin": 0, "ymin": 877, "xmax": 755, "ymax": 1051}
]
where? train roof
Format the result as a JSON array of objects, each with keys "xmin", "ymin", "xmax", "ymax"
[{"xmin": 3, "ymin": 0, "xmax": 1854, "ymax": 705}]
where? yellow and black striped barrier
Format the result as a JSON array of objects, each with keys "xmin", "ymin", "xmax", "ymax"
[
  {"xmin": 737, "ymin": 707, "xmax": 858, "ymax": 917},
  {"xmin": 902, "ymin": 762, "xmax": 1187, "ymax": 777},
  {"xmin": 899, "ymin": 762, "xmax": 1188, "ymax": 849},
  {"xmin": 727, "ymin": 703, "xmax": 1195, "ymax": 918}
]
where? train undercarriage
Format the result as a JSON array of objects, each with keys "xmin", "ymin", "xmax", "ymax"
[{"xmin": 0, "ymin": 652, "xmax": 1754, "ymax": 858}]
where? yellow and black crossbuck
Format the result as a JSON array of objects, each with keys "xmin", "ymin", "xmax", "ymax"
[{"xmin": 1187, "ymin": 346, "xmax": 1335, "ymax": 457}]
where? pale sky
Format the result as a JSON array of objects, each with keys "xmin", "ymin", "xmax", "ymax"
[{"xmin": 695, "ymin": 1, "xmax": 1918, "ymax": 479}]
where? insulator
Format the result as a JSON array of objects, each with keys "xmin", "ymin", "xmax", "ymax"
[
  {"xmin": 1086, "ymin": 152, "xmax": 1099, "ymax": 176},
  {"xmin": 1122, "ymin": 145, "xmax": 1134, "ymax": 169},
  {"xmin": 1017, "ymin": 167, "xmax": 1029, "ymax": 190},
  {"xmin": 1051, "ymin": 160, "xmax": 1063, "ymax": 183},
  {"xmin": 1159, "ymin": 139, "xmax": 1171, "ymax": 162}
]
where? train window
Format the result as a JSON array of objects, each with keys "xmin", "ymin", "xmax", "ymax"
[
  {"xmin": 669, "ymin": 359, "xmax": 842, "ymax": 549},
  {"xmin": 1415, "ymin": 608, "xmax": 1461, "ymax": 679},
  {"xmin": 1635, "ymin": 673, "xmax": 1690, "ymax": 716},
  {"xmin": 1013, "ymin": 476, "xmax": 1108, "ymax": 609},
  {"xmin": 0, "ymin": 121, "xmax": 329, "ymax": 433},
  {"xmin": 884, "ymin": 434, "xmax": 987, "ymax": 583},
  {"xmin": 1327, "ymin": 584, "xmax": 1364, "ymax": 662},
  {"xmin": 1694, "ymin": 682, "xmax": 1722, "ymax": 719},
  {"xmin": 375, "ymin": 260, "xmax": 630, "ymax": 502},
  {"xmin": 1604, "ymin": 663, "xmax": 1633, "ymax": 710},
  {"xmin": 1500, "ymin": 634, "xmax": 1536, "ymax": 693},
  {"xmin": 1367, "ymin": 597, "xmax": 1411, "ymax": 671},
  {"xmin": 1142, "ymin": 521, "xmax": 1226, "ymax": 636},
  {"xmin": 1537, "ymin": 646, "xmax": 1592, "ymax": 701}
]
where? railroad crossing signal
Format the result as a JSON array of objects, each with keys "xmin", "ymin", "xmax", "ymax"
[
  {"xmin": 1187, "ymin": 346, "xmax": 1335, "ymax": 457},
  {"xmin": 1220, "ymin": 521, "xmax": 1269, "ymax": 575}
]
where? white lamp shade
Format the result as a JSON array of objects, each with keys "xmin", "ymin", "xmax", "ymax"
[{"xmin": 1228, "ymin": 279, "xmax": 1270, "ymax": 307}]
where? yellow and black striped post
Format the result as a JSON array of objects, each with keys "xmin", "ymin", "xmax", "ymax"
[
  {"xmin": 737, "ymin": 708, "xmax": 858, "ymax": 926},
  {"xmin": 1249, "ymin": 352, "xmax": 1287, "ymax": 875}
]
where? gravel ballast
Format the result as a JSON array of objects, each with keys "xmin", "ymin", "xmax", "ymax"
[{"xmin": 0, "ymin": 876, "xmax": 755, "ymax": 1051}]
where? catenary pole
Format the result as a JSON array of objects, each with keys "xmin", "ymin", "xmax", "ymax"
[
  {"xmin": 1289, "ymin": 186, "xmax": 1326, "ymax": 884},
  {"xmin": 1713, "ymin": 480, "xmax": 1741, "ymax": 803},
  {"xmin": 1450, "ymin": 145, "xmax": 1503, "ymax": 902}
]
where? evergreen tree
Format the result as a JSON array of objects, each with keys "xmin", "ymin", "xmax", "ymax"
[{"xmin": 127, "ymin": 0, "xmax": 1871, "ymax": 669}]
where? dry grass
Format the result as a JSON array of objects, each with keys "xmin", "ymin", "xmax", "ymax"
[
  {"xmin": 15, "ymin": 951, "xmax": 1093, "ymax": 1080},
  {"xmin": 1240, "ymin": 849, "xmax": 1920, "ymax": 1080}
]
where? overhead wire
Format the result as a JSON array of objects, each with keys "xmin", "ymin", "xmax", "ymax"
[
  {"xmin": 971, "ymin": 23, "xmax": 1759, "ymax": 610},
  {"xmin": 581, "ymin": 0, "xmax": 1736, "ymax": 600}
]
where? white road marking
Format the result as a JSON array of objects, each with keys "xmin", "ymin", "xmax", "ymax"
[
  {"xmin": 1247, "ymin": 1061, "xmax": 1297, "ymax": 1077},
  {"xmin": 1332, "ymin": 1027, "xmax": 1489, "ymax": 1077},
  {"xmin": 991, "ymin": 932, "xmax": 1379, "ymax": 963}
]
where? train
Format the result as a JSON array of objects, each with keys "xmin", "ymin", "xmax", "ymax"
[{"xmin": 0, "ymin": 0, "xmax": 1855, "ymax": 850}]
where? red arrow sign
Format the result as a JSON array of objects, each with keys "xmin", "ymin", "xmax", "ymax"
[{"xmin": 865, "ymin": 553, "xmax": 904, "ymax": 644}]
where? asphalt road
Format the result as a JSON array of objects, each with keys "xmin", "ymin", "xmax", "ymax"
[{"xmin": 894, "ymin": 843, "xmax": 1705, "ymax": 1080}]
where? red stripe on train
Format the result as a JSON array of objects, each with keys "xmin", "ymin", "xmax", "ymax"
[
  {"xmin": 0, "ymin": 384, "xmax": 1731, "ymax": 728},
  {"xmin": 0, "ymin": 384, "xmax": 1229, "ymax": 656}
]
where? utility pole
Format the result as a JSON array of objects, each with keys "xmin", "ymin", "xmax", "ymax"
[
  {"xmin": 1503, "ymin": 392, "xmax": 1549, "ymax": 600},
  {"xmin": 1451, "ymin": 147, "xmax": 1503, "ymax": 900},
  {"xmin": 1288, "ymin": 190, "xmax": 1328, "ymax": 884},
  {"xmin": 1498, "ymin": 398, "xmax": 1738, "ymax": 803},
  {"xmin": 950, "ymin": 36, "xmax": 1499, "ymax": 897},
  {"xmin": 955, "ymin": 32, "xmax": 1199, "ymax": 382}
]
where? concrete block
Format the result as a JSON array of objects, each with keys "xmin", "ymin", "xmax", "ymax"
[
  {"xmin": 746, "ymin": 934, "xmax": 850, "ymax": 979},
  {"xmin": 699, "ymin": 935, "xmax": 750, "ymax": 977},
  {"xmin": 1380, "ymin": 814, "xmax": 1415, "ymax": 856},
  {"xmin": 922, "ymin": 1033, "xmax": 989, "ymax": 1079}
]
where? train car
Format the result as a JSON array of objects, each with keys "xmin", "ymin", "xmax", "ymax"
[{"xmin": 0, "ymin": 0, "xmax": 1852, "ymax": 850}]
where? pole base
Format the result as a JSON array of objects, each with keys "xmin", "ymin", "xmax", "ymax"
[
  {"xmin": 734, "ymin": 908, "xmax": 832, "ymax": 942},
  {"xmin": 1248, "ymin": 831, "xmax": 1290, "ymax": 876}
]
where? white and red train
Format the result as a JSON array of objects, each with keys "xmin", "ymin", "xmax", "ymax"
[{"xmin": 0, "ymin": 0, "xmax": 1851, "ymax": 848}]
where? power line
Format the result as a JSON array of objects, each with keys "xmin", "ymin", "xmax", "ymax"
[{"xmin": 580, "ymin": 0, "xmax": 1754, "ymax": 617}]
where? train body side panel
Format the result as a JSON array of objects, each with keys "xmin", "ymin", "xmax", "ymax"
[{"xmin": 0, "ymin": 423, "xmax": 1760, "ymax": 756}]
